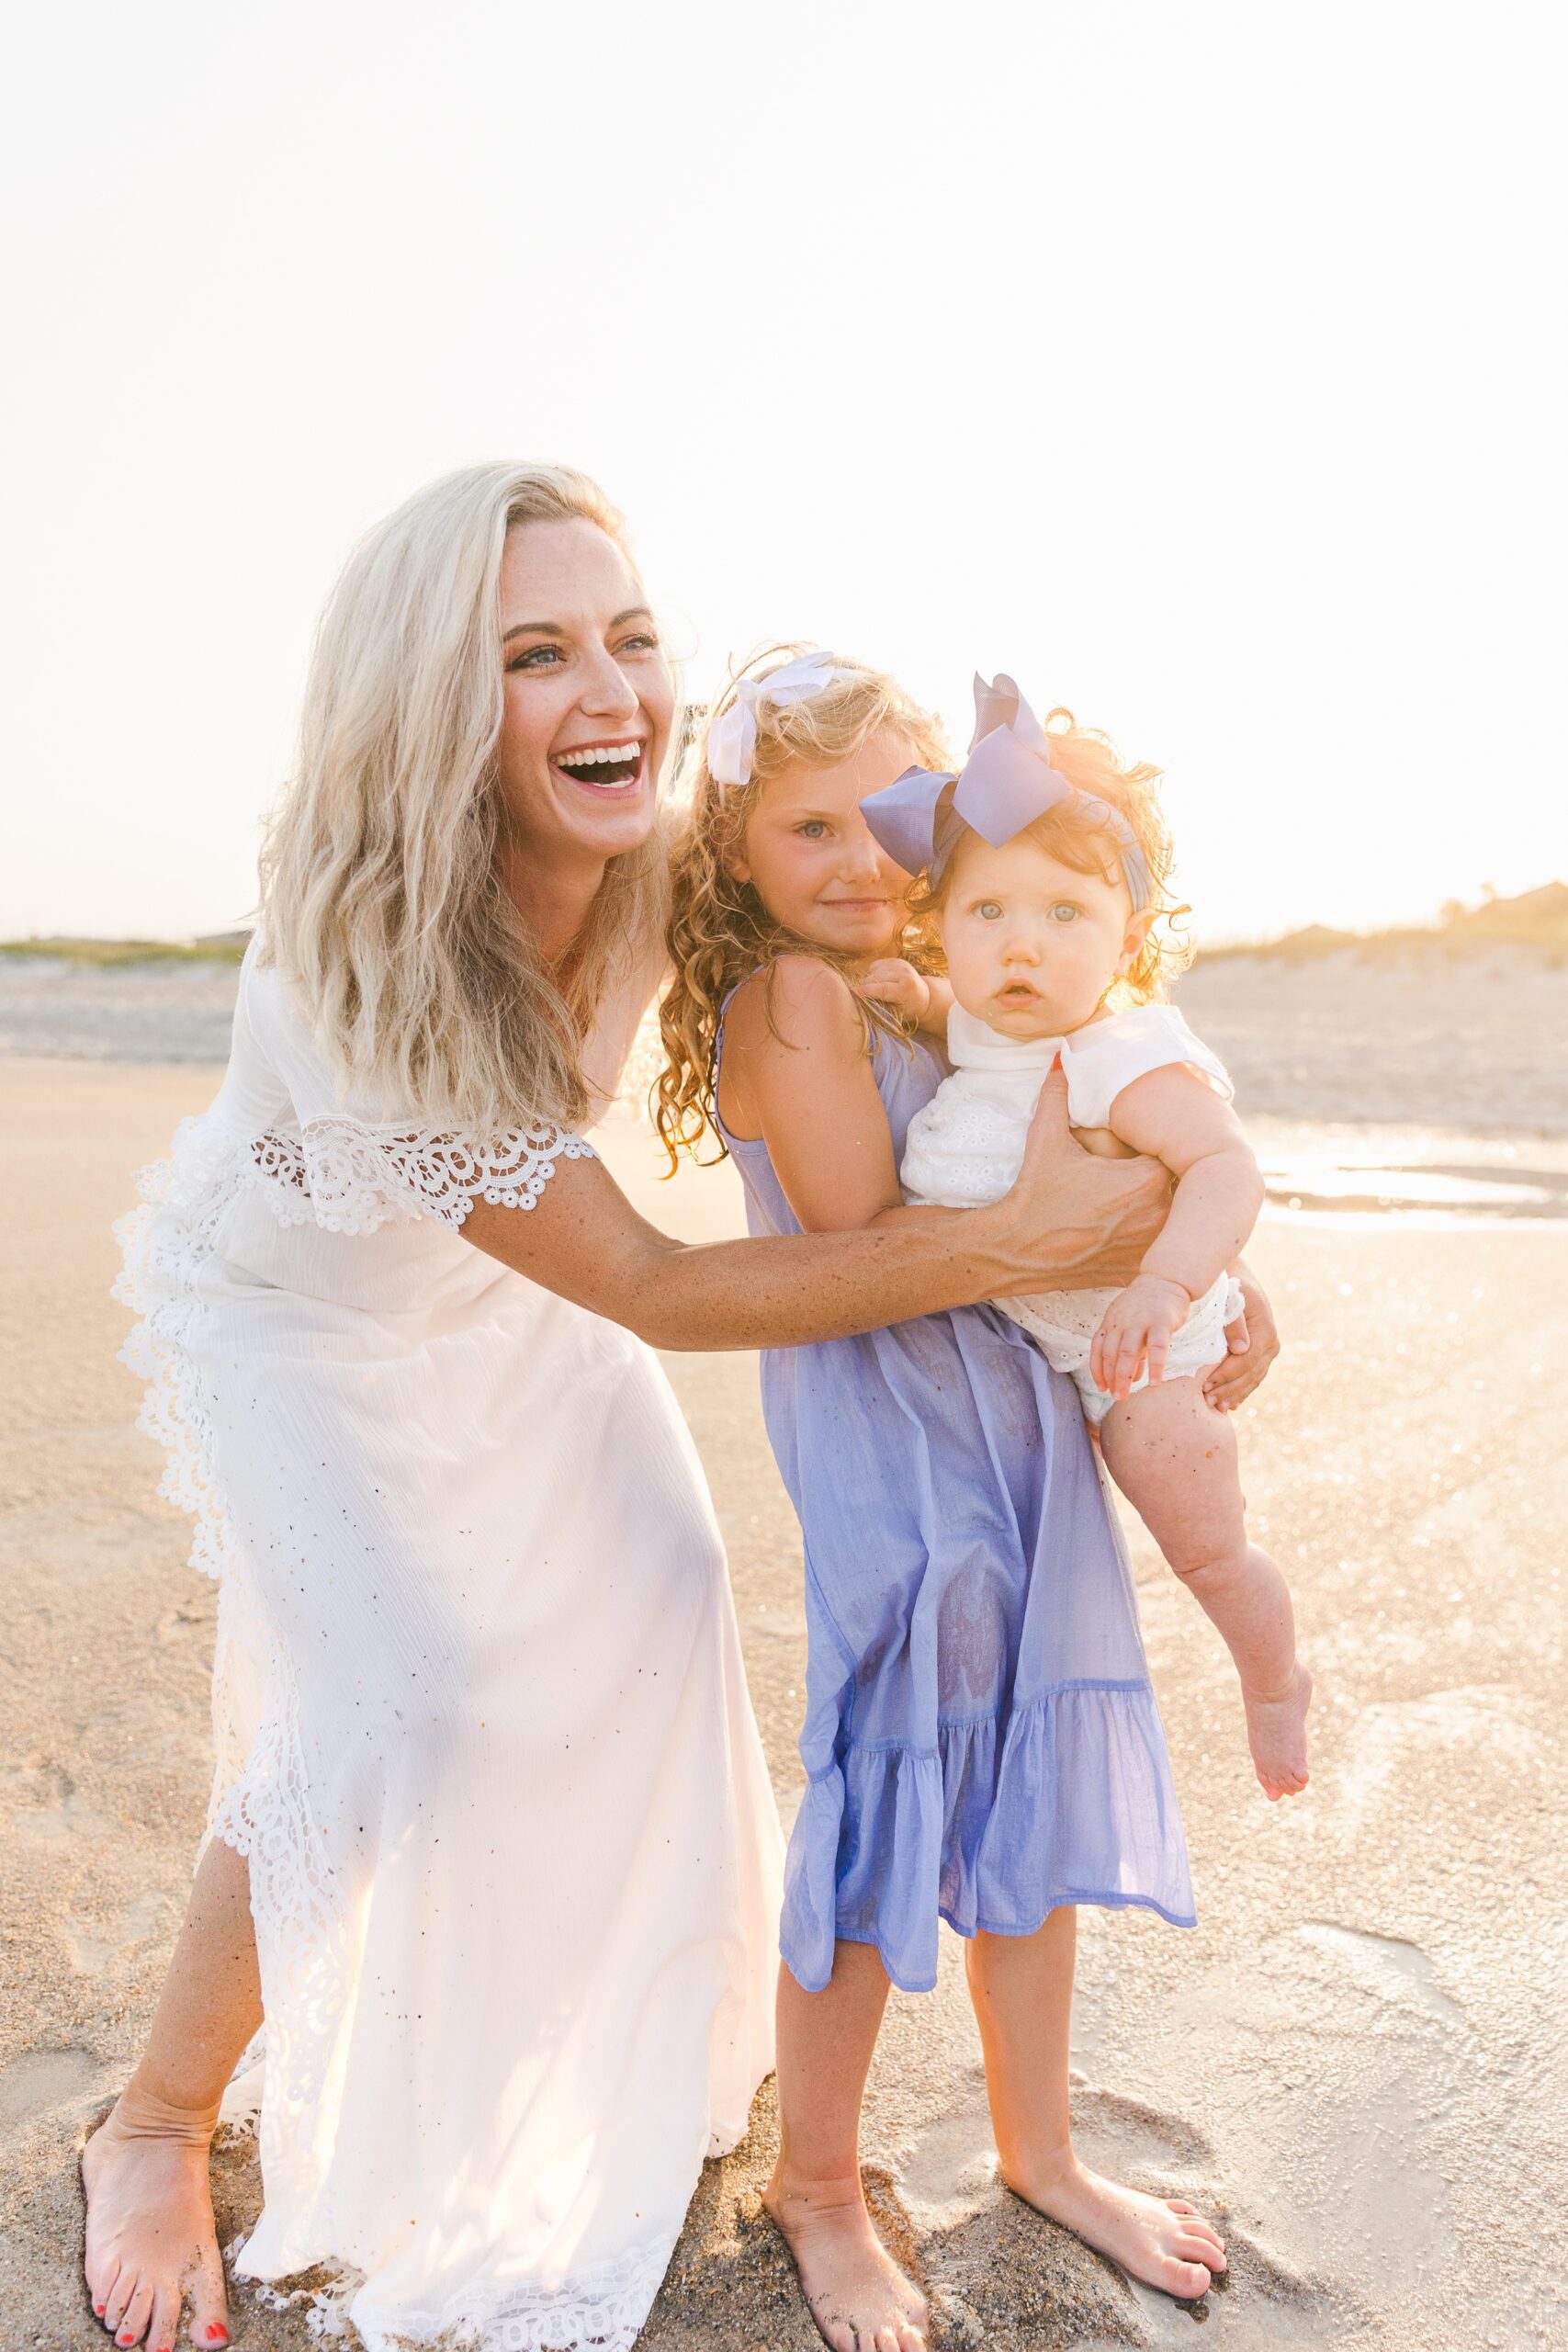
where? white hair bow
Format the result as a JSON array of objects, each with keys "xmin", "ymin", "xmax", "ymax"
[{"xmin": 705, "ymin": 650, "xmax": 844, "ymax": 786}]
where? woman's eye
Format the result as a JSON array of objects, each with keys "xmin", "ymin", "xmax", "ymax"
[
  {"xmin": 618, "ymin": 631, "xmax": 660, "ymax": 655},
  {"xmin": 1051, "ymin": 903, "xmax": 1081, "ymax": 923},
  {"xmin": 508, "ymin": 644, "xmax": 563, "ymax": 671}
]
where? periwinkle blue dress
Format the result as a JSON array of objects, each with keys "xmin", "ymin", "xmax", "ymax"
[{"xmin": 718, "ymin": 993, "xmax": 1194, "ymax": 1995}]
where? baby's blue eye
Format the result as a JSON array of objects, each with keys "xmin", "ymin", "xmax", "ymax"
[
  {"xmin": 1051, "ymin": 903, "xmax": 1081, "ymax": 923},
  {"xmin": 976, "ymin": 899, "xmax": 1004, "ymax": 920}
]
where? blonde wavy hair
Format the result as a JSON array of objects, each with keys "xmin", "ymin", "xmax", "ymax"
[
  {"xmin": 916, "ymin": 709, "xmax": 1190, "ymax": 1005},
  {"xmin": 259, "ymin": 461, "xmax": 669, "ymax": 1134},
  {"xmin": 656, "ymin": 646, "xmax": 950, "ymax": 1170}
]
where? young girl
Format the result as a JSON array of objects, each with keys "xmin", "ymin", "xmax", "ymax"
[
  {"xmin": 863, "ymin": 675, "xmax": 1312, "ymax": 1805},
  {"xmin": 659, "ymin": 649, "xmax": 1228, "ymax": 2352}
]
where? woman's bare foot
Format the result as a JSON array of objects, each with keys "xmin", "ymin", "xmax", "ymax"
[
  {"xmin": 1243, "ymin": 1659, "xmax": 1313, "ymax": 1800},
  {"xmin": 1002, "ymin": 2148, "xmax": 1226, "ymax": 2301},
  {"xmin": 763, "ymin": 2170, "xmax": 928, "ymax": 2352},
  {"xmin": 81, "ymin": 2088, "xmax": 230, "ymax": 2350}
]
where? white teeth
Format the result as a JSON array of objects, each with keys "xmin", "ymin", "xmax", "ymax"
[{"xmin": 556, "ymin": 741, "xmax": 641, "ymax": 773}]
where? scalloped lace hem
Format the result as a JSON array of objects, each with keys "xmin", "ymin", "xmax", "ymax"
[
  {"xmin": 249, "ymin": 1115, "xmax": 596, "ymax": 1233},
  {"xmin": 331, "ymin": 2233, "xmax": 677, "ymax": 2352}
]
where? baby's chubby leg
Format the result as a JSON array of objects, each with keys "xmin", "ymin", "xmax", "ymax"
[{"xmin": 1099, "ymin": 1377, "xmax": 1311, "ymax": 1799}]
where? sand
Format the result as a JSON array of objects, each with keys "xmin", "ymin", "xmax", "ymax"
[{"xmin": 3, "ymin": 1057, "xmax": 1566, "ymax": 2351}]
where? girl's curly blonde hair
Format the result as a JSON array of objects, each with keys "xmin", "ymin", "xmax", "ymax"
[
  {"xmin": 916, "ymin": 708, "xmax": 1191, "ymax": 1006},
  {"xmin": 656, "ymin": 645, "xmax": 951, "ymax": 1170}
]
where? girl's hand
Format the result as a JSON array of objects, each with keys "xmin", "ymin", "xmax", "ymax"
[
  {"xmin": 1202, "ymin": 1267, "xmax": 1280, "ymax": 1412},
  {"xmin": 1090, "ymin": 1273, "xmax": 1192, "ymax": 1401},
  {"xmin": 859, "ymin": 957, "xmax": 931, "ymax": 1023}
]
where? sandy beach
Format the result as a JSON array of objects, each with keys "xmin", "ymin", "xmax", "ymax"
[{"xmin": 3, "ymin": 970, "xmax": 1566, "ymax": 2348}]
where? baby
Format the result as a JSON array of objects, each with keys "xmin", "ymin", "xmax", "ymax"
[{"xmin": 863, "ymin": 676, "xmax": 1312, "ymax": 1799}]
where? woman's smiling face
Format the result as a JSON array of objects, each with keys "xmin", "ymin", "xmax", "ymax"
[
  {"xmin": 728, "ymin": 729, "xmax": 918, "ymax": 957},
  {"xmin": 493, "ymin": 516, "xmax": 673, "ymax": 871}
]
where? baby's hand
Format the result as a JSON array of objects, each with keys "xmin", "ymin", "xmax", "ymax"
[
  {"xmin": 1090, "ymin": 1274, "xmax": 1192, "ymax": 1402},
  {"xmin": 861, "ymin": 957, "xmax": 932, "ymax": 1023}
]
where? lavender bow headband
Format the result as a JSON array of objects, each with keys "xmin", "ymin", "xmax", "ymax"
[{"xmin": 861, "ymin": 673, "xmax": 1154, "ymax": 911}]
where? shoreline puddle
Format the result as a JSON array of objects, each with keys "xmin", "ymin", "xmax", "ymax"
[{"xmin": 1249, "ymin": 1119, "xmax": 1568, "ymax": 1227}]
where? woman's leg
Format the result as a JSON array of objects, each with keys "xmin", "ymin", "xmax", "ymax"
[
  {"xmin": 764, "ymin": 1942, "xmax": 928, "ymax": 2352},
  {"xmin": 82, "ymin": 1838, "xmax": 263, "ymax": 2351},
  {"xmin": 1099, "ymin": 1377, "xmax": 1311, "ymax": 1798},
  {"xmin": 965, "ymin": 1908, "xmax": 1225, "ymax": 2300}
]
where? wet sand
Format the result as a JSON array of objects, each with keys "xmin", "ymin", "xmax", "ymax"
[{"xmin": 2, "ymin": 1059, "xmax": 1566, "ymax": 2349}]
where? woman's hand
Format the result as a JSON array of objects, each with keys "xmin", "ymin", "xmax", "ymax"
[
  {"xmin": 1201, "ymin": 1265, "xmax": 1280, "ymax": 1411},
  {"xmin": 988, "ymin": 1066, "xmax": 1172, "ymax": 1295}
]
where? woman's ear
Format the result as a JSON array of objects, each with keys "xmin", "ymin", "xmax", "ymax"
[{"xmin": 1117, "ymin": 907, "xmax": 1156, "ymax": 973}]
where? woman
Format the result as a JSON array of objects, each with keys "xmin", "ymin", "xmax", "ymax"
[{"xmin": 85, "ymin": 463, "xmax": 1275, "ymax": 2352}]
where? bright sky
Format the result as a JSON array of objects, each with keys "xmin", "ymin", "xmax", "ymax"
[{"xmin": 4, "ymin": 2, "xmax": 1563, "ymax": 945}]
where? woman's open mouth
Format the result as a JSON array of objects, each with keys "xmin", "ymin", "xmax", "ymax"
[{"xmin": 551, "ymin": 741, "xmax": 646, "ymax": 795}]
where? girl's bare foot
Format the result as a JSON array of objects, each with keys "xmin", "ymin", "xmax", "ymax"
[
  {"xmin": 763, "ymin": 2170, "xmax": 928, "ymax": 2352},
  {"xmin": 81, "ymin": 2089, "xmax": 230, "ymax": 2350},
  {"xmin": 1002, "ymin": 2148, "xmax": 1226, "ymax": 2301},
  {"xmin": 1243, "ymin": 1659, "xmax": 1313, "ymax": 1800}
]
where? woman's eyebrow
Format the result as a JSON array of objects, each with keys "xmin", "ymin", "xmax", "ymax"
[{"xmin": 502, "ymin": 605, "xmax": 653, "ymax": 644}]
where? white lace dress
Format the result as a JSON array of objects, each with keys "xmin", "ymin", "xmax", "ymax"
[{"xmin": 115, "ymin": 943, "xmax": 784, "ymax": 2352}]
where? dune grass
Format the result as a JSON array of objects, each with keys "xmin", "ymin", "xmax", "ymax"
[{"xmin": 0, "ymin": 934, "xmax": 250, "ymax": 967}]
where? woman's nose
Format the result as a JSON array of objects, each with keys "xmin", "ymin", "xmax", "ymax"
[{"xmin": 579, "ymin": 649, "xmax": 641, "ymax": 718}]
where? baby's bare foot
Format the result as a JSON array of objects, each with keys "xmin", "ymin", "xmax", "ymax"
[
  {"xmin": 763, "ymin": 2170, "xmax": 928, "ymax": 2352},
  {"xmin": 1244, "ymin": 1659, "xmax": 1313, "ymax": 1800},
  {"xmin": 81, "ymin": 2089, "xmax": 229, "ymax": 2349},
  {"xmin": 1002, "ymin": 2150, "xmax": 1226, "ymax": 2301}
]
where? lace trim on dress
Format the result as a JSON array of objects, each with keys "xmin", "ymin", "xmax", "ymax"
[
  {"xmin": 347, "ymin": 2234, "xmax": 679, "ymax": 2352},
  {"xmin": 250, "ymin": 1116, "xmax": 596, "ymax": 1234}
]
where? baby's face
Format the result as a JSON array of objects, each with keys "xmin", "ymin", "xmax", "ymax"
[{"xmin": 939, "ymin": 831, "xmax": 1146, "ymax": 1037}]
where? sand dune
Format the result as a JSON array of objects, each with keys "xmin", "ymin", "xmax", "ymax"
[{"xmin": 2, "ymin": 1061, "xmax": 1565, "ymax": 2347}]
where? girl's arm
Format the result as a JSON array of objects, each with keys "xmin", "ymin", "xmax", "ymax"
[
  {"xmin": 460, "ymin": 962, "xmax": 1174, "ymax": 1351},
  {"xmin": 1088, "ymin": 1065, "xmax": 1265, "ymax": 1398}
]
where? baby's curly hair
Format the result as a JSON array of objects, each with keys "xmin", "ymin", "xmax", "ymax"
[
  {"xmin": 657, "ymin": 645, "xmax": 951, "ymax": 1170},
  {"xmin": 917, "ymin": 707, "xmax": 1190, "ymax": 1005}
]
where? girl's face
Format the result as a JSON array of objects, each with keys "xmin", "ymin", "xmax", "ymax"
[
  {"xmin": 728, "ymin": 729, "xmax": 916, "ymax": 958},
  {"xmin": 493, "ymin": 516, "xmax": 674, "ymax": 871},
  {"xmin": 941, "ymin": 830, "xmax": 1153, "ymax": 1036}
]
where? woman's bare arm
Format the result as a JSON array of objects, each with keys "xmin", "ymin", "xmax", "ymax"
[{"xmin": 457, "ymin": 965, "xmax": 1171, "ymax": 1353}]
